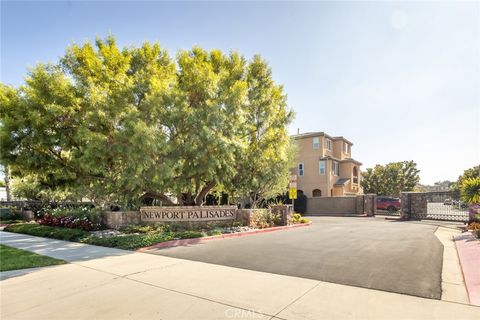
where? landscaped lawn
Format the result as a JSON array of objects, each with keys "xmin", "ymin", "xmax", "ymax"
[
  {"xmin": 0, "ymin": 244, "xmax": 66, "ymax": 271},
  {"xmin": 4, "ymin": 223, "xmax": 208, "ymax": 250}
]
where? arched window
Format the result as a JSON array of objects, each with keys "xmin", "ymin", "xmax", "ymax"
[
  {"xmin": 312, "ymin": 189, "xmax": 322, "ymax": 197},
  {"xmin": 353, "ymin": 166, "xmax": 359, "ymax": 184}
]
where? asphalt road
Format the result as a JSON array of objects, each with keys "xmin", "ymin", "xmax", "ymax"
[{"xmin": 148, "ymin": 217, "xmax": 444, "ymax": 299}]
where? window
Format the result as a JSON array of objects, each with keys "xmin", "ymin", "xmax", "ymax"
[
  {"xmin": 325, "ymin": 139, "xmax": 332, "ymax": 150},
  {"xmin": 298, "ymin": 163, "xmax": 304, "ymax": 176},
  {"xmin": 319, "ymin": 160, "xmax": 326, "ymax": 175},
  {"xmin": 344, "ymin": 143, "xmax": 348, "ymax": 153},
  {"xmin": 333, "ymin": 162, "xmax": 339, "ymax": 176},
  {"xmin": 312, "ymin": 189, "xmax": 322, "ymax": 197},
  {"xmin": 312, "ymin": 137, "xmax": 320, "ymax": 149}
]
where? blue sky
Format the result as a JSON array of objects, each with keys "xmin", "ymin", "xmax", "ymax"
[{"xmin": 1, "ymin": 1, "xmax": 479, "ymax": 184}]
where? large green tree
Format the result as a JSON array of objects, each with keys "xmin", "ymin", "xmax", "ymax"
[
  {"xmin": 361, "ymin": 161, "xmax": 420, "ymax": 196},
  {"xmin": 0, "ymin": 36, "xmax": 293, "ymax": 207},
  {"xmin": 229, "ymin": 56, "xmax": 294, "ymax": 208},
  {"xmin": 1, "ymin": 37, "xmax": 176, "ymax": 205}
]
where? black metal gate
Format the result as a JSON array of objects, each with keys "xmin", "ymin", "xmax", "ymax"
[{"xmin": 425, "ymin": 191, "xmax": 469, "ymax": 222}]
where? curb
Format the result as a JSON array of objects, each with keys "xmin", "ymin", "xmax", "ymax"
[
  {"xmin": 455, "ymin": 231, "xmax": 480, "ymax": 306},
  {"xmin": 303, "ymin": 214, "xmax": 369, "ymax": 218},
  {"xmin": 137, "ymin": 221, "xmax": 312, "ymax": 251}
]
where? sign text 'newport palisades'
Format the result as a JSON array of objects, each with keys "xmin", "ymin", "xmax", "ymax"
[{"xmin": 140, "ymin": 206, "xmax": 237, "ymax": 222}]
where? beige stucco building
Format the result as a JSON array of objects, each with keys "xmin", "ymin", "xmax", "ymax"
[{"xmin": 292, "ymin": 132, "xmax": 363, "ymax": 198}]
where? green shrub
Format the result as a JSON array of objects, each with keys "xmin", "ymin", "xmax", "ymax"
[
  {"xmin": 120, "ymin": 224, "xmax": 165, "ymax": 234},
  {"xmin": 5, "ymin": 223, "xmax": 89, "ymax": 241},
  {"xmin": 291, "ymin": 213, "xmax": 301, "ymax": 223},
  {"xmin": 291, "ymin": 213, "xmax": 310, "ymax": 224},
  {"xmin": 299, "ymin": 217, "xmax": 310, "ymax": 224},
  {"xmin": 0, "ymin": 206, "xmax": 20, "ymax": 221},
  {"xmin": 206, "ymin": 228, "xmax": 222, "ymax": 236},
  {"xmin": 250, "ymin": 209, "xmax": 281, "ymax": 228},
  {"xmin": 178, "ymin": 230, "xmax": 204, "ymax": 239},
  {"xmin": 84, "ymin": 230, "xmax": 204, "ymax": 250},
  {"xmin": 84, "ymin": 234, "xmax": 169, "ymax": 250}
]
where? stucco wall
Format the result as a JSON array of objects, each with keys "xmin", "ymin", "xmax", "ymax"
[
  {"xmin": 292, "ymin": 134, "xmax": 362, "ymax": 197},
  {"xmin": 306, "ymin": 196, "xmax": 357, "ymax": 214}
]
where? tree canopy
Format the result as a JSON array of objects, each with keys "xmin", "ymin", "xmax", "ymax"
[
  {"xmin": 451, "ymin": 165, "xmax": 480, "ymax": 194},
  {"xmin": 0, "ymin": 36, "xmax": 294, "ymax": 207},
  {"xmin": 361, "ymin": 161, "xmax": 420, "ymax": 196}
]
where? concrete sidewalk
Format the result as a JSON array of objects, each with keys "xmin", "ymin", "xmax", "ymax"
[
  {"xmin": 0, "ymin": 231, "xmax": 129, "ymax": 262},
  {"xmin": 1, "ymin": 231, "xmax": 479, "ymax": 319},
  {"xmin": 455, "ymin": 232, "xmax": 480, "ymax": 306}
]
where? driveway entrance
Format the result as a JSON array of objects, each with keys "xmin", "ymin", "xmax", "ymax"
[{"xmin": 146, "ymin": 217, "xmax": 444, "ymax": 299}]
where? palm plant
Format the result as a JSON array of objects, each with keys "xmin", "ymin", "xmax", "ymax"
[{"xmin": 461, "ymin": 177, "xmax": 480, "ymax": 204}]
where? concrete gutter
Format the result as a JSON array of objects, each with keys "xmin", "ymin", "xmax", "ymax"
[{"xmin": 435, "ymin": 227, "xmax": 469, "ymax": 304}]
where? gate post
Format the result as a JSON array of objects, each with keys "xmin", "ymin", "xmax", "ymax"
[
  {"xmin": 365, "ymin": 194, "xmax": 376, "ymax": 216},
  {"xmin": 400, "ymin": 192, "xmax": 427, "ymax": 220}
]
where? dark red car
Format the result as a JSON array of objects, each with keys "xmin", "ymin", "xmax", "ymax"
[{"xmin": 376, "ymin": 196, "xmax": 401, "ymax": 212}]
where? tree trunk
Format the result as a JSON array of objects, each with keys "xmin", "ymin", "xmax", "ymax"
[
  {"xmin": 143, "ymin": 191, "xmax": 176, "ymax": 206},
  {"xmin": 177, "ymin": 193, "xmax": 184, "ymax": 206},
  {"xmin": 4, "ymin": 166, "xmax": 11, "ymax": 201},
  {"xmin": 194, "ymin": 181, "xmax": 216, "ymax": 206},
  {"xmin": 185, "ymin": 192, "xmax": 194, "ymax": 205}
]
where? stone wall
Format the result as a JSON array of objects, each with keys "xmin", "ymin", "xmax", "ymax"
[
  {"xmin": 103, "ymin": 210, "xmax": 237, "ymax": 230},
  {"xmin": 355, "ymin": 194, "xmax": 376, "ymax": 216},
  {"xmin": 102, "ymin": 211, "xmax": 141, "ymax": 229},
  {"xmin": 271, "ymin": 204, "xmax": 294, "ymax": 225},
  {"xmin": 19, "ymin": 210, "xmax": 35, "ymax": 221},
  {"xmin": 236, "ymin": 207, "xmax": 295, "ymax": 228},
  {"xmin": 400, "ymin": 192, "xmax": 428, "ymax": 219},
  {"xmin": 235, "ymin": 209, "xmax": 253, "ymax": 226}
]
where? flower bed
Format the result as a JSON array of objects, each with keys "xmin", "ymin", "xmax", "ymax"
[{"xmin": 36, "ymin": 206, "xmax": 103, "ymax": 231}]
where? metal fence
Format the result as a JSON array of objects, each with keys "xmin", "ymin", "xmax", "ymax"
[{"xmin": 424, "ymin": 191, "xmax": 469, "ymax": 222}]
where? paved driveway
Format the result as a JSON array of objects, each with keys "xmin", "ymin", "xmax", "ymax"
[{"xmin": 147, "ymin": 217, "xmax": 444, "ymax": 299}]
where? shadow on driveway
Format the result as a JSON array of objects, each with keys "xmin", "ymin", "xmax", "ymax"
[{"xmin": 147, "ymin": 216, "xmax": 444, "ymax": 300}]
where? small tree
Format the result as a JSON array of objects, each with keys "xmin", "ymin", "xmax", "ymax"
[{"xmin": 451, "ymin": 165, "xmax": 480, "ymax": 193}]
